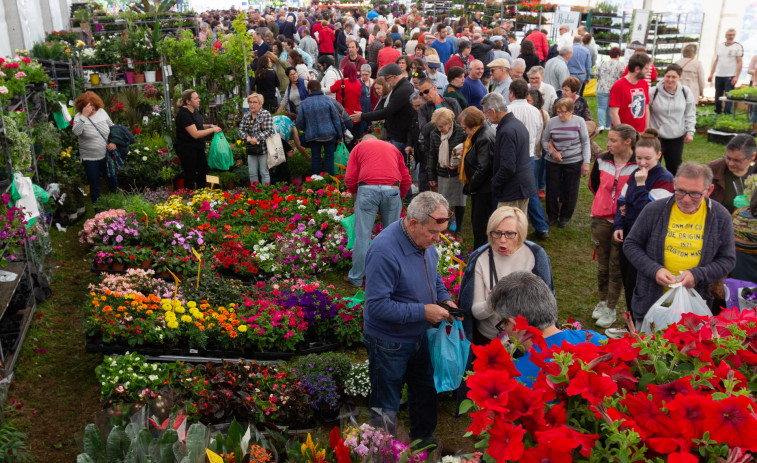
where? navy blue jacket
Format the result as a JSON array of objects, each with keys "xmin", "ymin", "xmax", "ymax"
[{"xmin": 491, "ymin": 112, "xmax": 537, "ymax": 204}]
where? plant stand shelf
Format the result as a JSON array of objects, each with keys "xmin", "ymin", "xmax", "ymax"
[
  {"xmin": 0, "ymin": 263, "xmax": 37, "ymax": 378},
  {"xmin": 722, "ymin": 98, "xmax": 757, "ymax": 120}
]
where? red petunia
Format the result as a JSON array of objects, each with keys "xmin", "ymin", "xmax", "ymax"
[
  {"xmin": 486, "ymin": 421, "xmax": 525, "ymax": 462},
  {"xmin": 513, "ymin": 315, "xmax": 547, "ymax": 350},
  {"xmin": 565, "ymin": 369, "xmax": 617, "ymax": 405},
  {"xmin": 702, "ymin": 395, "xmax": 757, "ymax": 450},
  {"xmin": 471, "ymin": 339, "xmax": 520, "ymax": 376},
  {"xmin": 466, "ymin": 368, "xmax": 517, "ymax": 411},
  {"xmin": 666, "ymin": 394, "xmax": 706, "ymax": 440}
]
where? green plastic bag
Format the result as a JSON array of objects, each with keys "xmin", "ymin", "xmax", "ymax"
[
  {"xmin": 208, "ymin": 133, "xmax": 233, "ymax": 170},
  {"xmin": 343, "ymin": 290, "xmax": 364, "ymax": 308},
  {"xmin": 53, "ymin": 111, "xmax": 69, "ymax": 130},
  {"xmin": 334, "ymin": 142, "xmax": 349, "ymax": 168},
  {"xmin": 734, "ymin": 194, "xmax": 750, "ymax": 209},
  {"xmin": 340, "ymin": 214, "xmax": 356, "ymax": 249}
]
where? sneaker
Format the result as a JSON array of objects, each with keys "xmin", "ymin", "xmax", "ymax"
[
  {"xmin": 411, "ymin": 184, "xmax": 419, "ymax": 195},
  {"xmin": 538, "ymin": 189, "xmax": 546, "ymax": 199},
  {"xmin": 605, "ymin": 328, "xmax": 628, "ymax": 339},
  {"xmin": 596, "ymin": 307, "xmax": 616, "ymax": 328},
  {"xmin": 598, "ymin": 125, "xmax": 605, "ymax": 132},
  {"xmin": 591, "ymin": 301, "xmax": 608, "ymax": 319},
  {"xmin": 449, "ymin": 218, "xmax": 457, "ymax": 232}
]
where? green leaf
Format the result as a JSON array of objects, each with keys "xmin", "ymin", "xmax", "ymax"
[
  {"xmin": 105, "ymin": 426, "xmax": 129, "ymax": 462},
  {"xmin": 225, "ymin": 418, "xmax": 244, "ymax": 452},
  {"xmin": 185, "ymin": 423, "xmax": 208, "ymax": 463},
  {"xmin": 458, "ymin": 399, "xmax": 474, "ymax": 414},
  {"xmin": 83, "ymin": 424, "xmax": 105, "ymax": 460},
  {"xmin": 159, "ymin": 430, "xmax": 179, "ymax": 463},
  {"xmin": 77, "ymin": 454, "xmax": 96, "ymax": 463},
  {"xmin": 125, "ymin": 423, "xmax": 140, "ymax": 441}
]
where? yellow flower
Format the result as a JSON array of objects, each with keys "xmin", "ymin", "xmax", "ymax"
[
  {"xmin": 175, "ymin": 307, "xmax": 185, "ymax": 314},
  {"xmin": 180, "ymin": 315, "xmax": 192, "ymax": 323},
  {"xmin": 167, "ymin": 321, "xmax": 179, "ymax": 329},
  {"xmin": 238, "ymin": 325, "xmax": 247, "ymax": 332},
  {"xmin": 187, "ymin": 301, "xmax": 196, "ymax": 308}
]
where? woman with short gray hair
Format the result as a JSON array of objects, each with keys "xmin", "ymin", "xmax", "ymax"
[
  {"xmin": 487, "ymin": 271, "xmax": 605, "ymax": 387},
  {"xmin": 427, "ymin": 108, "xmax": 467, "ymax": 236}
]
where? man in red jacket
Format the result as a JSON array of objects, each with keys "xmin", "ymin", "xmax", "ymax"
[
  {"xmin": 344, "ymin": 135, "xmax": 412, "ymax": 287},
  {"xmin": 525, "ymin": 28, "xmax": 548, "ymax": 62},
  {"xmin": 377, "ymin": 37, "xmax": 401, "ymax": 71}
]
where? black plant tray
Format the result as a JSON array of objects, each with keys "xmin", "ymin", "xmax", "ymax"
[{"xmin": 296, "ymin": 340, "xmax": 341, "ymax": 355}]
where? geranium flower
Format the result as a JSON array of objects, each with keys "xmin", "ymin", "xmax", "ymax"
[{"xmin": 14, "ymin": 71, "xmax": 26, "ymax": 79}]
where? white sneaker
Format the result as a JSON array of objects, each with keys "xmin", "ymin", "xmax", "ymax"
[
  {"xmin": 596, "ymin": 307, "xmax": 616, "ymax": 328},
  {"xmin": 411, "ymin": 184, "xmax": 419, "ymax": 195},
  {"xmin": 592, "ymin": 301, "xmax": 608, "ymax": 319},
  {"xmin": 598, "ymin": 125, "xmax": 605, "ymax": 132},
  {"xmin": 605, "ymin": 328, "xmax": 628, "ymax": 339}
]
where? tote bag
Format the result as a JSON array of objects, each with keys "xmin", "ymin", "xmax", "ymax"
[{"xmin": 266, "ymin": 134, "xmax": 286, "ymax": 169}]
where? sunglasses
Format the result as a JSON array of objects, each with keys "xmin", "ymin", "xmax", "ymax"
[
  {"xmin": 426, "ymin": 213, "xmax": 452, "ymax": 224},
  {"xmin": 419, "ymin": 88, "xmax": 432, "ymax": 95},
  {"xmin": 495, "ymin": 318, "xmax": 508, "ymax": 332}
]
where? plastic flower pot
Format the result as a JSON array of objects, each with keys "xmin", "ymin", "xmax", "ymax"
[
  {"xmin": 124, "ymin": 71, "xmax": 135, "ymax": 84},
  {"xmin": 144, "ymin": 70, "xmax": 156, "ymax": 83},
  {"xmin": 90, "ymin": 73, "xmax": 100, "ymax": 85},
  {"xmin": 134, "ymin": 73, "xmax": 145, "ymax": 83}
]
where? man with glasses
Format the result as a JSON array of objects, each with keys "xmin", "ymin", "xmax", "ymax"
[
  {"xmin": 417, "ymin": 78, "xmax": 462, "ymax": 157},
  {"xmin": 363, "ymin": 191, "xmax": 458, "ymax": 449},
  {"xmin": 707, "ymin": 134, "xmax": 756, "ymax": 213},
  {"xmin": 488, "ymin": 58, "xmax": 512, "ymax": 103},
  {"xmin": 488, "ymin": 272, "xmax": 604, "ymax": 388},
  {"xmin": 624, "ymin": 162, "xmax": 736, "ymax": 326}
]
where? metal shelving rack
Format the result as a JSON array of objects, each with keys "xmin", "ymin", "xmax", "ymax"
[{"xmin": 647, "ymin": 12, "xmax": 704, "ymax": 69}]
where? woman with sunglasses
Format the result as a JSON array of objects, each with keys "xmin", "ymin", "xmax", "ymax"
[{"xmin": 457, "ymin": 206, "xmax": 553, "ymax": 345}]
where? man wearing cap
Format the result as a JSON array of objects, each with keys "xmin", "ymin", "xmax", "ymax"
[
  {"xmin": 424, "ymin": 55, "xmax": 449, "ymax": 94},
  {"xmin": 488, "ymin": 58, "xmax": 512, "ymax": 103},
  {"xmin": 351, "ymin": 63, "xmax": 417, "ymax": 164},
  {"xmin": 461, "ymin": 60, "xmax": 487, "ymax": 110},
  {"xmin": 544, "ymin": 46, "xmax": 572, "ymax": 96},
  {"xmin": 430, "ymin": 26, "xmax": 455, "ymax": 65}
]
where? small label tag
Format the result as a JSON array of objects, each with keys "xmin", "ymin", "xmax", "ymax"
[{"xmin": 189, "ymin": 348, "xmax": 198, "ymax": 354}]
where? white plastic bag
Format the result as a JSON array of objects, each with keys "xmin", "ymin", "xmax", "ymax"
[{"xmin": 640, "ymin": 283, "xmax": 712, "ymax": 334}]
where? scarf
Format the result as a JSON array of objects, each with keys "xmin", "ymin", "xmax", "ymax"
[
  {"xmin": 459, "ymin": 126, "xmax": 479, "ymax": 184},
  {"xmin": 438, "ymin": 127, "xmax": 454, "ymax": 169}
]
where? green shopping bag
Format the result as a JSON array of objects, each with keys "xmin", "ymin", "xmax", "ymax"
[
  {"xmin": 340, "ymin": 214, "xmax": 356, "ymax": 249},
  {"xmin": 53, "ymin": 111, "xmax": 68, "ymax": 130},
  {"xmin": 334, "ymin": 142, "xmax": 350, "ymax": 169},
  {"xmin": 208, "ymin": 133, "xmax": 233, "ymax": 170},
  {"xmin": 343, "ymin": 290, "xmax": 364, "ymax": 308}
]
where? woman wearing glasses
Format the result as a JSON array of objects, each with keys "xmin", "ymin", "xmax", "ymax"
[
  {"xmin": 239, "ymin": 93, "xmax": 275, "ymax": 185},
  {"xmin": 427, "ymin": 108, "xmax": 467, "ymax": 237},
  {"xmin": 588, "ymin": 124, "xmax": 638, "ymax": 330},
  {"xmin": 706, "ymin": 135, "xmax": 756, "ymax": 214},
  {"xmin": 457, "ymin": 206, "xmax": 553, "ymax": 345}
]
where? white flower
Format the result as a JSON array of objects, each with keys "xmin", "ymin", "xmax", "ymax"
[
  {"xmin": 0, "ymin": 86, "xmax": 8, "ymax": 94},
  {"xmin": 142, "ymin": 156, "xmax": 147, "ymax": 161}
]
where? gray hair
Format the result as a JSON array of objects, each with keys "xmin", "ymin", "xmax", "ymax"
[
  {"xmin": 726, "ymin": 133, "xmax": 757, "ymax": 158},
  {"xmin": 360, "ymin": 63, "xmax": 372, "ymax": 73},
  {"xmin": 346, "ymin": 36, "xmax": 357, "ymax": 45},
  {"xmin": 573, "ymin": 35, "xmax": 582, "ymax": 43},
  {"xmin": 511, "ymin": 58, "xmax": 526, "ymax": 71},
  {"xmin": 527, "ymin": 65, "xmax": 545, "ymax": 77},
  {"xmin": 558, "ymin": 46, "xmax": 573, "ymax": 57},
  {"xmin": 409, "ymin": 90, "xmax": 423, "ymax": 104},
  {"xmin": 376, "ymin": 31, "xmax": 386, "ymax": 38},
  {"xmin": 675, "ymin": 162, "xmax": 714, "ymax": 188},
  {"xmin": 488, "ymin": 271, "xmax": 558, "ymax": 331},
  {"xmin": 481, "ymin": 92, "xmax": 508, "ymax": 113},
  {"xmin": 406, "ymin": 191, "xmax": 449, "ymax": 224}
]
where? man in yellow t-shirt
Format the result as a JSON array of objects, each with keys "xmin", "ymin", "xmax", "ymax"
[{"xmin": 623, "ymin": 162, "xmax": 736, "ymax": 323}]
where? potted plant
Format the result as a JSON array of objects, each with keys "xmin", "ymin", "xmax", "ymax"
[{"xmin": 288, "ymin": 152, "xmax": 311, "ymax": 185}]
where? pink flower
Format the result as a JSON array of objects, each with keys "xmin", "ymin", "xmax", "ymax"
[{"xmin": 14, "ymin": 71, "xmax": 26, "ymax": 79}]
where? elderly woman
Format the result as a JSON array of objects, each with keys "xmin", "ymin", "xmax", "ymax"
[
  {"xmin": 457, "ymin": 207, "xmax": 553, "ymax": 344},
  {"xmin": 707, "ymin": 134, "xmax": 757, "ymax": 213},
  {"xmin": 72, "ymin": 91, "xmax": 119, "ymax": 202},
  {"xmin": 649, "ymin": 63, "xmax": 697, "ymax": 175},
  {"xmin": 596, "ymin": 46, "xmax": 625, "ymax": 130},
  {"xmin": 555, "ymin": 76, "xmax": 592, "ymax": 121},
  {"xmin": 239, "ymin": 93, "xmax": 275, "ymax": 185},
  {"xmin": 172, "ymin": 89, "xmax": 221, "ymax": 191},
  {"xmin": 458, "ymin": 107, "xmax": 496, "ymax": 248},
  {"xmin": 427, "ymin": 108, "xmax": 467, "ymax": 236},
  {"xmin": 487, "ymin": 271, "xmax": 604, "ymax": 387},
  {"xmin": 278, "ymin": 66, "xmax": 308, "ymax": 116},
  {"xmin": 675, "ymin": 44, "xmax": 706, "ymax": 102}
]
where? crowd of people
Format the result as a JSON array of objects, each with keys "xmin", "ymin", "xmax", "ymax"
[{"xmin": 117, "ymin": 5, "xmax": 757, "ymax": 448}]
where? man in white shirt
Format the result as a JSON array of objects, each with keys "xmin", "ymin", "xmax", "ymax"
[
  {"xmin": 708, "ymin": 28, "xmax": 743, "ymax": 114},
  {"xmin": 557, "ymin": 24, "xmax": 573, "ymax": 50},
  {"xmin": 488, "ymin": 58, "xmax": 512, "ymax": 104},
  {"xmin": 507, "ymin": 79, "xmax": 549, "ymax": 240},
  {"xmin": 544, "ymin": 46, "xmax": 572, "ymax": 96},
  {"xmin": 527, "ymin": 66, "xmax": 558, "ymax": 113}
]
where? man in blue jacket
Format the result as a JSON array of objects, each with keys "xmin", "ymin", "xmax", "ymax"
[
  {"xmin": 363, "ymin": 191, "xmax": 458, "ymax": 447},
  {"xmin": 567, "ymin": 35, "xmax": 593, "ymax": 95},
  {"xmin": 481, "ymin": 92, "xmax": 536, "ymax": 213}
]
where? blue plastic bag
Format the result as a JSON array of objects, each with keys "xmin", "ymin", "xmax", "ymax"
[{"xmin": 427, "ymin": 319, "xmax": 471, "ymax": 392}]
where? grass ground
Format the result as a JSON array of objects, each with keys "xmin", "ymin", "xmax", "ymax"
[{"xmin": 6, "ymin": 96, "xmax": 729, "ymax": 460}]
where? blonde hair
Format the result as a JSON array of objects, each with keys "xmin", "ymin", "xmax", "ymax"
[
  {"xmin": 487, "ymin": 206, "xmax": 528, "ymax": 249},
  {"xmin": 431, "ymin": 107, "xmax": 455, "ymax": 126},
  {"xmin": 176, "ymin": 89, "xmax": 196, "ymax": 111},
  {"xmin": 247, "ymin": 93, "xmax": 264, "ymax": 104},
  {"xmin": 681, "ymin": 44, "xmax": 698, "ymax": 59}
]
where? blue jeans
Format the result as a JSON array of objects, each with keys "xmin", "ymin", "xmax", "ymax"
[
  {"xmin": 597, "ymin": 92, "xmax": 611, "ymax": 128},
  {"xmin": 310, "ymin": 139, "xmax": 336, "ymax": 175},
  {"xmin": 248, "ymin": 154, "xmax": 270, "ymax": 185},
  {"xmin": 83, "ymin": 158, "xmax": 118, "ymax": 204},
  {"xmin": 363, "ymin": 331, "xmax": 437, "ymax": 441},
  {"xmin": 528, "ymin": 158, "xmax": 549, "ymax": 233},
  {"xmin": 348, "ymin": 185, "xmax": 402, "ymax": 285},
  {"xmin": 714, "ymin": 76, "xmax": 735, "ymax": 114},
  {"xmin": 534, "ymin": 151, "xmax": 547, "ymax": 190}
]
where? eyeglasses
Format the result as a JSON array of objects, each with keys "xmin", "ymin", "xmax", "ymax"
[
  {"xmin": 426, "ymin": 214, "xmax": 452, "ymax": 224},
  {"xmin": 489, "ymin": 230, "xmax": 519, "ymax": 240},
  {"xmin": 556, "ymin": 110, "xmax": 571, "ymax": 115},
  {"xmin": 674, "ymin": 189, "xmax": 706, "ymax": 200},
  {"xmin": 495, "ymin": 318, "xmax": 508, "ymax": 333},
  {"xmin": 723, "ymin": 154, "xmax": 749, "ymax": 165},
  {"xmin": 419, "ymin": 88, "xmax": 432, "ymax": 95}
]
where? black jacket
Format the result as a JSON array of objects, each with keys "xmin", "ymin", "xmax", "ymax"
[
  {"xmin": 361, "ymin": 77, "xmax": 415, "ymax": 144},
  {"xmin": 418, "ymin": 97, "xmax": 462, "ymax": 139},
  {"xmin": 491, "ymin": 112, "xmax": 536, "ymax": 202},
  {"xmin": 280, "ymin": 21, "xmax": 297, "ymax": 40},
  {"xmin": 336, "ymin": 30, "xmax": 349, "ymax": 55},
  {"xmin": 522, "ymin": 53, "xmax": 541, "ymax": 73},
  {"xmin": 427, "ymin": 123, "xmax": 467, "ymax": 181},
  {"xmin": 462, "ymin": 125, "xmax": 495, "ymax": 195}
]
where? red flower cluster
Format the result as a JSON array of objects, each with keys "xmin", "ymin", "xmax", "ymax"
[
  {"xmin": 212, "ymin": 239, "xmax": 260, "ymax": 276},
  {"xmin": 464, "ymin": 310, "xmax": 757, "ymax": 461}
]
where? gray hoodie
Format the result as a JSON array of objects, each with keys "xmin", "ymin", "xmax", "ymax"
[{"xmin": 648, "ymin": 81, "xmax": 696, "ymax": 139}]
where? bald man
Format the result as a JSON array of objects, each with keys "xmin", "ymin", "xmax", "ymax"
[{"xmin": 461, "ymin": 60, "xmax": 487, "ymax": 110}]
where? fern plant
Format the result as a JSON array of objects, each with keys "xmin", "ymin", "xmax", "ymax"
[{"xmin": 0, "ymin": 420, "xmax": 34, "ymax": 463}]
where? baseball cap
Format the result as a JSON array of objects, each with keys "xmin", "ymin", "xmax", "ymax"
[
  {"xmin": 425, "ymin": 54, "xmax": 441, "ymax": 69},
  {"xmin": 487, "ymin": 58, "xmax": 511, "ymax": 69},
  {"xmin": 378, "ymin": 63, "xmax": 402, "ymax": 77}
]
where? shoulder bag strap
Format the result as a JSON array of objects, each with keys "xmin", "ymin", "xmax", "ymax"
[
  {"xmin": 488, "ymin": 246, "xmax": 498, "ymax": 291},
  {"xmin": 88, "ymin": 117, "xmax": 109, "ymax": 144}
]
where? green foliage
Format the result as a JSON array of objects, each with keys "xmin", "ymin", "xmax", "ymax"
[
  {"xmin": 0, "ymin": 420, "xmax": 34, "ymax": 463},
  {"xmin": 726, "ymin": 87, "xmax": 757, "ymax": 100},
  {"xmin": 288, "ymin": 151, "xmax": 311, "ymax": 178},
  {"xmin": 129, "ymin": 0, "xmax": 177, "ymax": 14},
  {"xmin": 712, "ymin": 118, "xmax": 753, "ymax": 133},
  {"xmin": 30, "ymin": 41, "xmax": 69, "ymax": 60},
  {"xmin": 3, "ymin": 113, "xmax": 33, "ymax": 172}
]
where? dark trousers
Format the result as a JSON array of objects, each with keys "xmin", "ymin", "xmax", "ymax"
[
  {"xmin": 714, "ymin": 76, "xmax": 735, "ymax": 114},
  {"xmin": 545, "ymin": 160, "xmax": 582, "ymax": 223},
  {"xmin": 471, "ymin": 191, "xmax": 492, "ymax": 249},
  {"xmin": 83, "ymin": 157, "xmax": 118, "ymax": 203},
  {"xmin": 618, "ymin": 231, "xmax": 637, "ymax": 312},
  {"xmin": 660, "ymin": 135, "xmax": 686, "ymax": 175},
  {"xmin": 176, "ymin": 144, "xmax": 208, "ymax": 190},
  {"xmin": 310, "ymin": 139, "xmax": 336, "ymax": 175}
]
